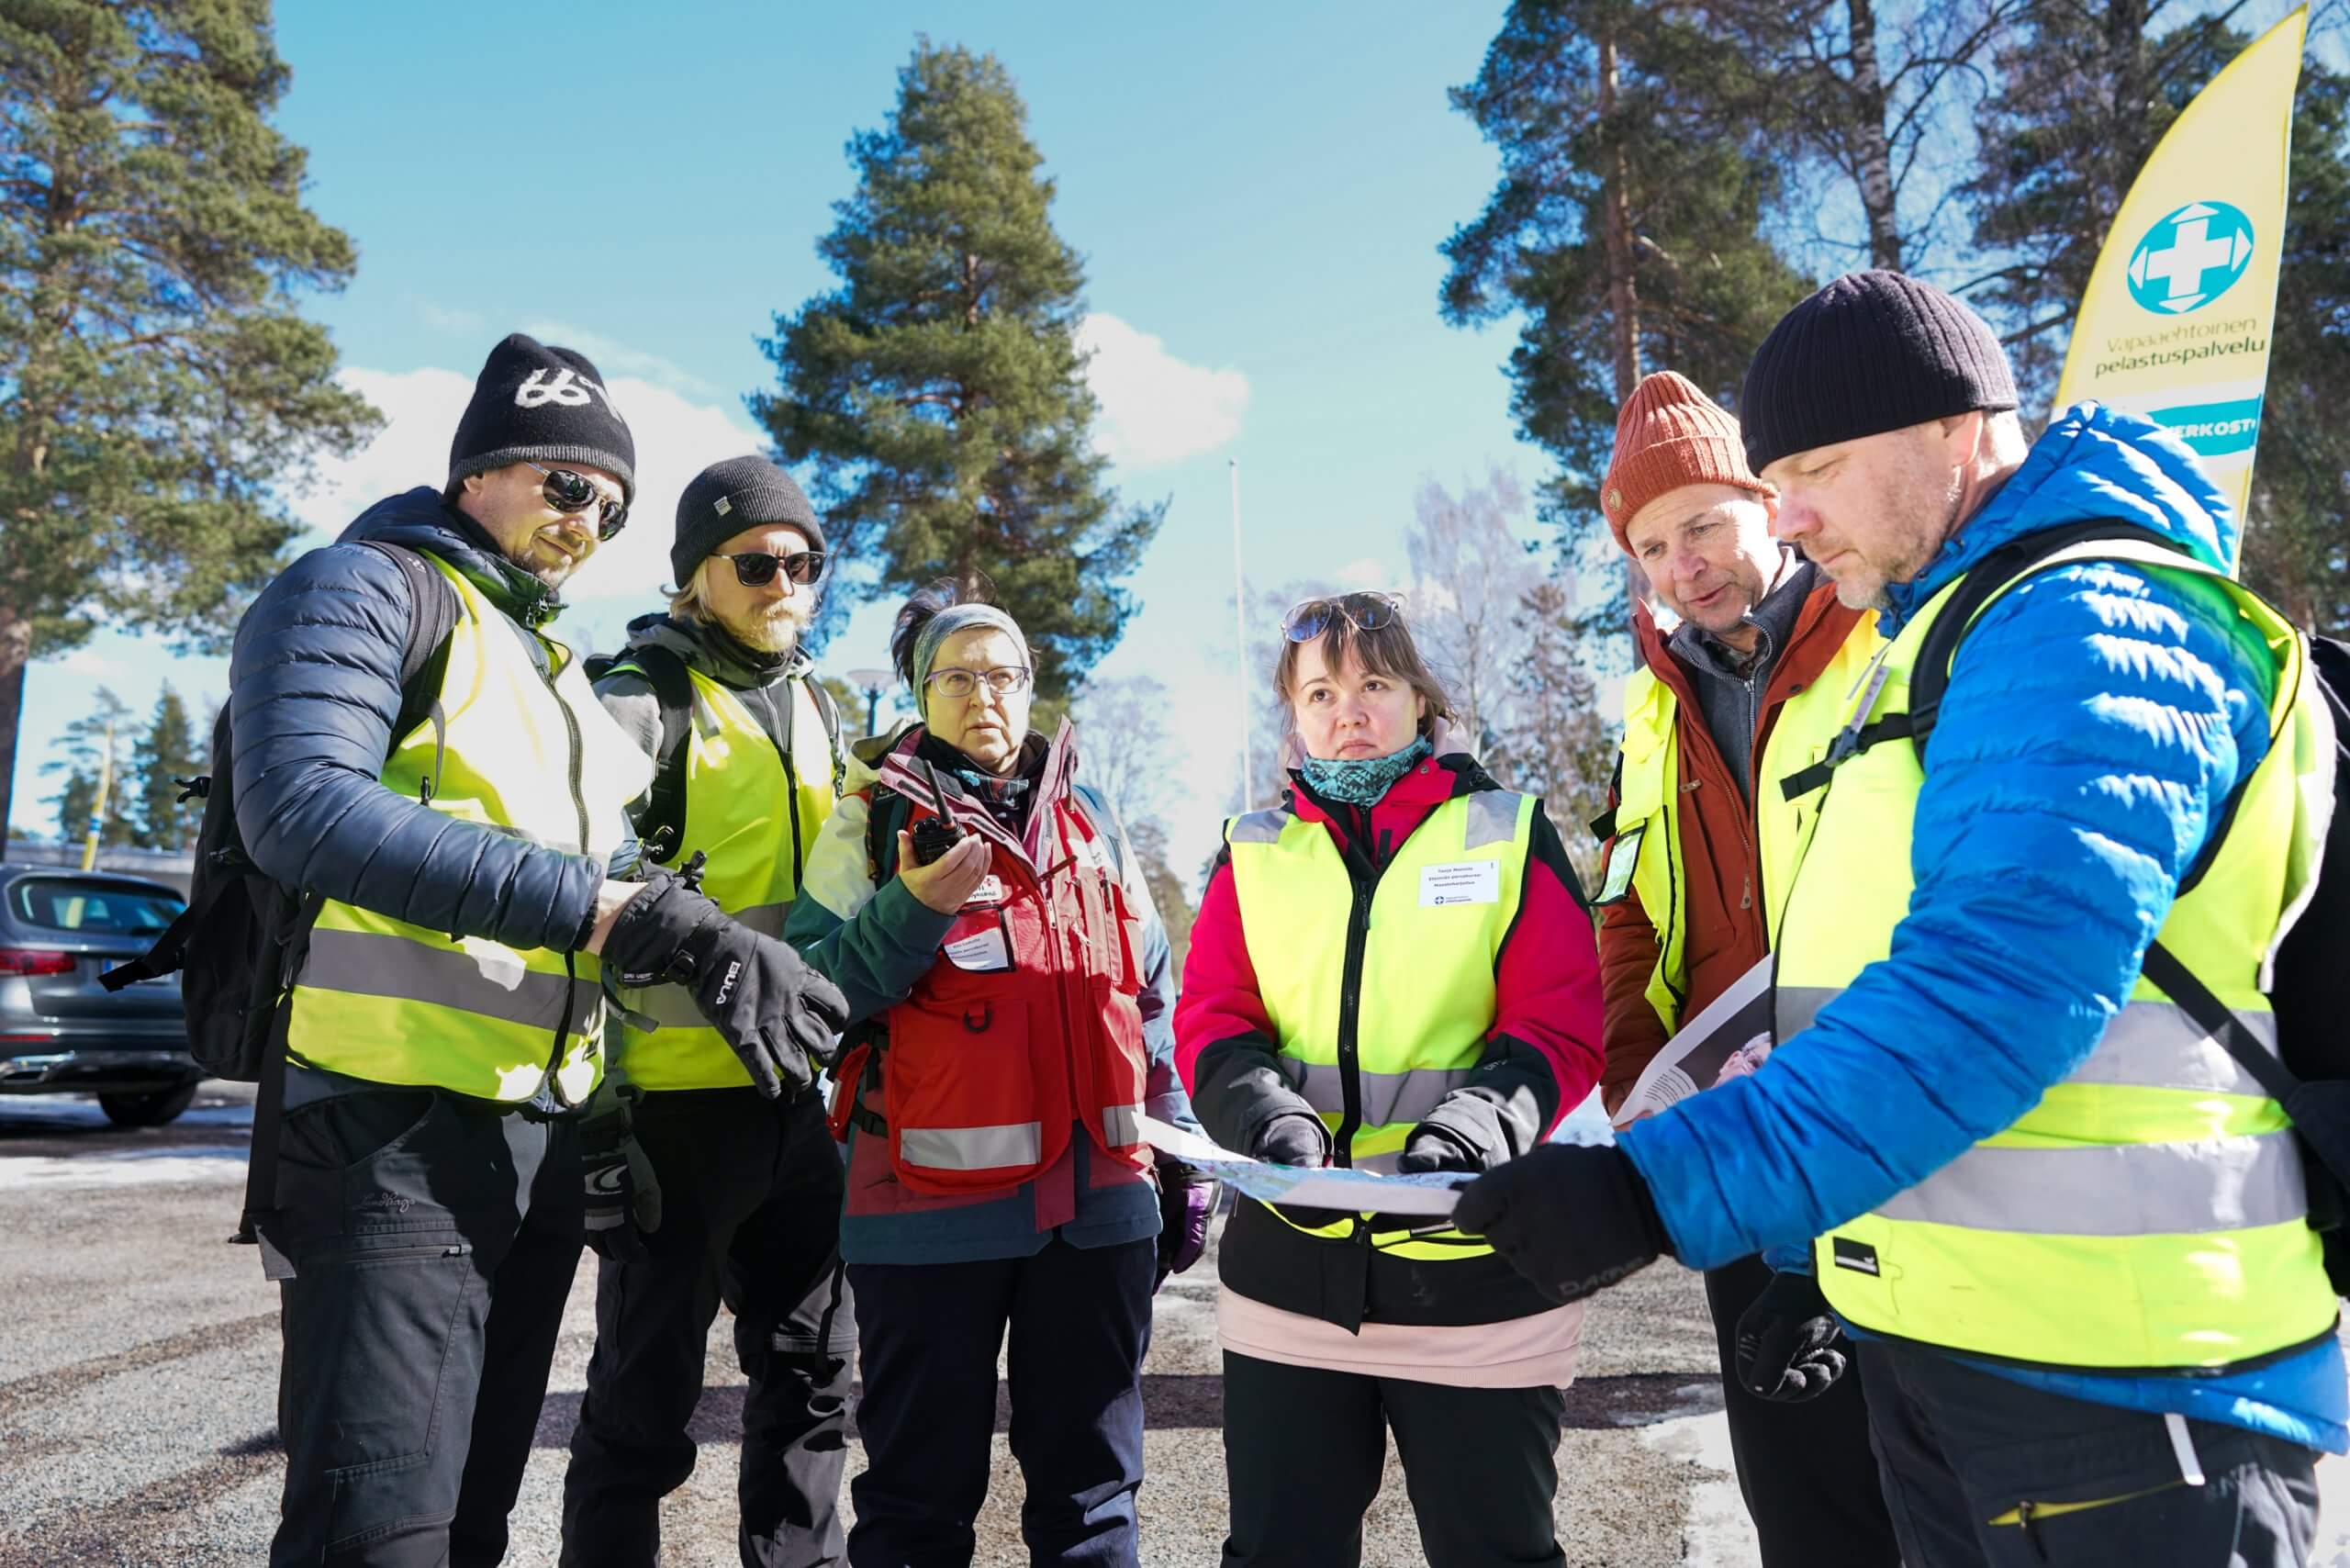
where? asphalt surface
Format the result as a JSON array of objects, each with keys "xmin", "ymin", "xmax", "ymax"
[{"xmin": 3, "ymin": 1083, "xmax": 2347, "ymax": 1566}]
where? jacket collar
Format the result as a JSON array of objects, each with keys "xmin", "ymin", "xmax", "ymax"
[
  {"xmin": 340, "ymin": 487, "xmax": 567, "ymax": 630},
  {"xmin": 1875, "ymin": 401, "xmax": 2235, "ymax": 637},
  {"xmin": 874, "ymin": 718, "xmax": 1078, "ymax": 871},
  {"xmin": 622, "ymin": 610, "xmax": 811, "ymax": 692}
]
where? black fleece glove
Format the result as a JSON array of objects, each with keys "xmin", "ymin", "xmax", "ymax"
[
  {"xmin": 1393, "ymin": 1120, "xmax": 1489, "ymax": 1175},
  {"xmin": 1734, "ymin": 1271, "xmax": 1850, "ymax": 1402},
  {"xmin": 601, "ymin": 870, "xmax": 849, "ymax": 1100},
  {"xmin": 1254, "ymin": 1113, "xmax": 1353, "ymax": 1230},
  {"xmin": 1452, "ymin": 1143, "xmax": 1670, "ymax": 1304},
  {"xmin": 579, "ymin": 1083, "xmax": 662, "ymax": 1265}
]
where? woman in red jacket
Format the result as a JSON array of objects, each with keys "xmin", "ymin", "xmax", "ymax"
[{"xmin": 1175, "ymin": 591, "xmax": 1606, "ymax": 1568}]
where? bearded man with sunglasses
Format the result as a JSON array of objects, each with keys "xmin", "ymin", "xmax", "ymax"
[
  {"xmin": 562, "ymin": 455, "xmax": 856, "ymax": 1568},
  {"xmin": 228, "ymin": 336, "xmax": 848, "ymax": 1568}
]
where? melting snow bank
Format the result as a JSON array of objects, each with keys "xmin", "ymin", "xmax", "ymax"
[{"xmin": 0, "ymin": 1146, "xmax": 247, "ymax": 1190}]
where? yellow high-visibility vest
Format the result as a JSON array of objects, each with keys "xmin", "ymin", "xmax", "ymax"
[
  {"xmin": 286, "ymin": 556, "xmax": 650, "ymax": 1104},
  {"xmin": 1225, "ymin": 786, "xmax": 1535, "ymax": 1262},
  {"xmin": 1778, "ymin": 538, "xmax": 2337, "ymax": 1372},
  {"xmin": 610, "ymin": 662, "xmax": 836, "ymax": 1091}
]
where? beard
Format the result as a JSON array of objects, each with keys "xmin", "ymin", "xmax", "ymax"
[
  {"xmin": 1833, "ymin": 453, "xmax": 1966, "ymax": 612},
  {"xmin": 716, "ymin": 598, "xmax": 807, "ymax": 654}
]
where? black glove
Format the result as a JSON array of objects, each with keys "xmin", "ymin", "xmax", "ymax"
[
  {"xmin": 601, "ymin": 870, "xmax": 850, "ymax": 1100},
  {"xmin": 1734, "ymin": 1270, "xmax": 1850, "ymax": 1402},
  {"xmin": 1452, "ymin": 1143, "xmax": 1669, "ymax": 1304},
  {"xmin": 579, "ymin": 1084, "xmax": 661, "ymax": 1264},
  {"xmin": 1393, "ymin": 1120, "xmax": 1487, "ymax": 1175},
  {"xmin": 1253, "ymin": 1113, "xmax": 1354, "ymax": 1230}
]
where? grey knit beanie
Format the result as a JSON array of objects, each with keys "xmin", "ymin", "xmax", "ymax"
[
  {"xmin": 1740, "ymin": 272, "xmax": 2018, "ymax": 474},
  {"xmin": 672, "ymin": 456, "xmax": 823, "ymax": 585}
]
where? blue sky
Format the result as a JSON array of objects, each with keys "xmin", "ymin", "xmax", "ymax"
[{"xmin": 11, "ymin": 0, "xmax": 1544, "ymax": 866}]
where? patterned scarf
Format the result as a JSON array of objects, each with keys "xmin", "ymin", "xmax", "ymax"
[{"xmin": 1299, "ymin": 734, "xmax": 1432, "ymax": 806}]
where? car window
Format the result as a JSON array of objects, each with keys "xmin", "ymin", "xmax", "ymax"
[{"xmin": 6, "ymin": 878, "xmax": 185, "ymax": 935}]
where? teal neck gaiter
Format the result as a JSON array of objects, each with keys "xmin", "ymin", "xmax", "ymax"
[{"xmin": 1299, "ymin": 734, "xmax": 1432, "ymax": 807}]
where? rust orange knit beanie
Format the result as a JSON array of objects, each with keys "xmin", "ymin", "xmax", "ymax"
[{"xmin": 1601, "ymin": 371, "xmax": 1772, "ymax": 553}]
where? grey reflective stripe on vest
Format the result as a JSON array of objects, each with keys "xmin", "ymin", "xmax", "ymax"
[
  {"xmin": 632, "ymin": 983, "xmax": 709, "ymax": 1030},
  {"xmin": 1292, "ymin": 1062, "xmax": 1475, "ymax": 1127},
  {"xmin": 1103, "ymin": 1103, "xmax": 1145, "ymax": 1147},
  {"xmin": 1878, "ymin": 1130, "xmax": 2308, "ymax": 1237},
  {"xmin": 1777, "ymin": 988, "xmax": 2276, "ymax": 1100},
  {"xmin": 1229, "ymin": 808, "xmax": 1288, "ymax": 846},
  {"xmin": 301, "ymin": 927, "xmax": 599, "ymax": 1030},
  {"xmin": 1462, "ymin": 790, "xmax": 1524, "ymax": 849},
  {"xmin": 900, "ymin": 1121, "xmax": 1046, "ymax": 1171},
  {"xmin": 734, "ymin": 901, "xmax": 790, "ymax": 938}
]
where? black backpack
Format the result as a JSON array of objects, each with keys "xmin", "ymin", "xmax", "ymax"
[
  {"xmin": 1898, "ymin": 522, "xmax": 2350, "ymax": 1290},
  {"xmin": 101, "ymin": 542, "xmax": 457, "ymax": 1077},
  {"xmin": 580, "ymin": 642, "xmax": 844, "ymax": 865}
]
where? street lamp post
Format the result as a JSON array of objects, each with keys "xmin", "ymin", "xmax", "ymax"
[{"xmin": 845, "ymin": 667, "xmax": 895, "ymax": 738}]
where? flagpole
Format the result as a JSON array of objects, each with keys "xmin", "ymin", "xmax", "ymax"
[{"xmin": 1230, "ymin": 457, "xmax": 1252, "ymax": 809}]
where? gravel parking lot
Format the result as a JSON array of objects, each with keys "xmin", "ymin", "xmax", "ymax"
[{"xmin": 4, "ymin": 1083, "xmax": 2347, "ymax": 1566}]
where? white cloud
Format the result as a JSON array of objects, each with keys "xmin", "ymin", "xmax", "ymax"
[
  {"xmin": 520, "ymin": 319, "xmax": 719, "ymax": 399},
  {"xmin": 1334, "ymin": 556, "xmax": 1393, "ymax": 590},
  {"xmin": 286, "ymin": 362, "xmax": 770, "ymax": 612},
  {"xmin": 1077, "ymin": 312, "xmax": 1248, "ymax": 468},
  {"xmin": 57, "ymin": 648, "xmax": 122, "ymax": 676}
]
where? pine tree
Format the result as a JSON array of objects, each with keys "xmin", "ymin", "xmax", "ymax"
[
  {"xmin": 1441, "ymin": 1, "xmax": 1814, "ymax": 560},
  {"xmin": 129, "ymin": 683, "xmax": 202, "ymax": 849},
  {"xmin": 756, "ymin": 40, "xmax": 1164, "ymax": 695},
  {"xmin": 0, "ymin": 0, "xmax": 377, "ymax": 850},
  {"xmin": 41, "ymin": 687, "xmax": 137, "ymax": 849},
  {"xmin": 1494, "ymin": 577, "xmax": 1617, "ymax": 890}
]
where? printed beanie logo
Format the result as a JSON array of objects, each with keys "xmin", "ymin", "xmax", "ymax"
[{"xmin": 516, "ymin": 366, "xmax": 622, "ymax": 420}]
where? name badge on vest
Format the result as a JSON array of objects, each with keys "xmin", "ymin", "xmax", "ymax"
[
  {"xmin": 1418, "ymin": 860, "xmax": 1501, "ymax": 908},
  {"xmin": 942, "ymin": 910, "xmax": 1013, "ymax": 972},
  {"xmin": 964, "ymin": 875, "xmax": 1006, "ymax": 908}
]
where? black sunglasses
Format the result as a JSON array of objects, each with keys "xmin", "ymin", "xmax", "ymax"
[
  {"xmin": 1281, "ymin": 590, "xmax": 1405, "ymax": 642},
  {"xmin": 711, "ymin": 549, "xmax": 826, "ymax": 588},
  {"xmin": 524, "ymin": 462, "xmax": 628, "ymax": 541}
]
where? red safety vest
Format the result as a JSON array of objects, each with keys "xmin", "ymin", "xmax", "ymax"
[{"xmin": 832, "ymin": 723, "xmax": 1152, "ymax": 1197}]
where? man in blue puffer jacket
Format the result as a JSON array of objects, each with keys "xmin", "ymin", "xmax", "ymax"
[
  {"xmin": 232, "ymin": 333, "xmax": 845, "ymax": 1568},
  {"xmin": 1460, "ymin": 274, "xmax": 2342, "ymax": 1566}
]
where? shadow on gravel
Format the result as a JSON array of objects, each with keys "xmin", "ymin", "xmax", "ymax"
[{"xmin": 529, "ymin": 1370, "xmax": 1725, "ymax": 1448}]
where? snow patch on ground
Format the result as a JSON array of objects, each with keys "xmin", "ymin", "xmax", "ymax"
[
  {"xmin": 1631, "ymin": 1385, "xmax": 1756, "ymax": 1566},
  {"xmin": 0, "ymin": 1147, "xmax": 247, "ymax": 1190}
]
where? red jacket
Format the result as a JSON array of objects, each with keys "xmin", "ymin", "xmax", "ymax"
[
  {"xmin": 1596, "ymin": 577, "xmax": 1865, "ymax": 1114},
  {"xmin": 1176, "ymin": 754, "xmax": 1604, "ymax": 1329}
]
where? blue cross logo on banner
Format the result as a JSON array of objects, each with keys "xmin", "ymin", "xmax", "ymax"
[{"xmin": 2126, "ymin": 201, "xmax": 2255, "ymax": 315}]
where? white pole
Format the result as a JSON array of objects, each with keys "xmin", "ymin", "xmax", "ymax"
[{"xmin": 1230, "ymin": 457, "xmax": 1251, "ymax": 809}]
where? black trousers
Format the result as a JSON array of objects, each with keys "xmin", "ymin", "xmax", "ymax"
[
  {"xmin": 561, "ymin": 1089, "xmax": 854, "ymax": 1568},
  {"xmin": 846, "ymin": 1238, "xmax": 1157, "ymax": 1568},
  {"xmin": 1701, "ymin": 1255, "xmax": 1900, "ymax": 1566},
  {"xmin": 270, "ymin": 1086, "xmax": 584, "ymax": 1568},
  {"xmin": 1859, "ymin": 1338, "xmax": 2321, "ymax": 1567},
  {"xmin": 1219, "ymin": 1350, "xmax": 1567, "ymax": 1568}
]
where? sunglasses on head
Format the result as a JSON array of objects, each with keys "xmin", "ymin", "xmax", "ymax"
[
  {"xmin": 1281, "ymin": 590, "xmax": 1405, "ymax": 642},
  {"xmin": 711, "ymin": 549, "xmax": 826, "ymax": 588},
  {"xmin": 524, "ymin": 462, "xmax": 627, "ymax": 541}
]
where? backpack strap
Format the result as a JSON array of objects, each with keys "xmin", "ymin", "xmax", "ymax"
[
  {"xmin": 807, "ymin": 677, "xmax": 846, "ymax": 794},
  {"xmin": 602, "ymin": 644, "xmax": 697, "ymax": 864},
  {"xmin": 356, "ymin": 541, "xmax": 459, "ymax": 746}
]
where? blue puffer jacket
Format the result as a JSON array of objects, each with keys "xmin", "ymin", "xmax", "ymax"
[
  {"xmin": 227, "ymin": 487, "xmax": 604, "ymax": 953},
  {"xmin": 1621, "ymin": 404, "xmax": 2347, "ymax": 1450}
]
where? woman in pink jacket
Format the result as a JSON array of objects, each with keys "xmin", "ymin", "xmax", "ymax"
[{"xmin": 1176, "ymin": 591, "xmax": 1606, "ymax": 1568}]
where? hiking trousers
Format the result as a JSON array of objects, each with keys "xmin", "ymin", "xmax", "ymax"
[
  {"xmin": 1859, "ymin": 1338, "xmax": 2320, "ymax": 1567},
  {"xmin": 560, "ymin": 1087, "xmax": 853, "ymax": 1568},
  {"xmin": 270, "ymin": 1085, "xmax": 583, "ymax": 1568}
]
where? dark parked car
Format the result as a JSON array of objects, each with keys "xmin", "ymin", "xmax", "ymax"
[{"xmin": 0, "ymin": 864, "xmax": 201, "ymax": 1126}]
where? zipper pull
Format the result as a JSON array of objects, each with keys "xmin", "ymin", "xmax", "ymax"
[
  {"xmin": 1740, "ymin": 873, "xmax": 1752, "ymax": 911},
  {"xmin": 1679, "ymin": 778, "xmax": 1702, "ymax": 793}
]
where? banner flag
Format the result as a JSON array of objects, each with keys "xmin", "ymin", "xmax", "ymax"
[{"xmin": 2054, "ymin": 6, "xmax": 2307, "ymax": 561}]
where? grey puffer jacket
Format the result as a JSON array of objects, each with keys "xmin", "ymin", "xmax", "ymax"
[{"xmin": 227, "ymin": 487, "xmax": 604, "ymax": 953}]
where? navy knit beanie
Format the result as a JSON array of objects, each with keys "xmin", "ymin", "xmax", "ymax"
[
  {"xmin": 672, "ymin": 456, "xmax": 823, "ymax": 586},
  {"xmin": 448, "ymin": 333, "xmax": 636, "ymax": 499},
  {"xmin": 1740, "ymin": 272, "xmax": 2017, "ymax": 475}
]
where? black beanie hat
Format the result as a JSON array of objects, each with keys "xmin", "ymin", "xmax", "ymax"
[
  {"xmin": 1740, "ymin": 271, "xmax": 2018, "ymax": 475},
  {"xmin": 672, "ymin": 455, "xmax": 824, "ymax": 586},
  {"xmin": 447, "ymin": 333, "xmax": 636, "ymax": 500}
]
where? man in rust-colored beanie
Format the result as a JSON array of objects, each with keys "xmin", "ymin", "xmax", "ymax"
[{"xmin": 1585, "ymin": 369, "xmax": 1897, "ymax": 1567}]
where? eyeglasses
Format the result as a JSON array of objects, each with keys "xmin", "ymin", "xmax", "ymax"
[
  {"xmin": 924, "ymin": 666, "xmax": 1034, "ymax": 700},
  {"xmin": 711, "ymin": 550, "xmax": 826, "ymax": 588},
  {"xmin": 1281, "ymin": 590, "xmax": 1405, "ymax": 642},
  {"xmin": 524, "ymin": 462, "xmax": 628, "ymax": 541}
]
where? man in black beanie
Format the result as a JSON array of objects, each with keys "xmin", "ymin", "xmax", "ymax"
[
  {"xmin": 562, "ymin": 456, "xmax": 854, "ymax": 1567},
  {"xmin": 1458, "ymin": 273, "xmax": 2337, "ymax": 1565},
  {"xmin": 228, "ymin": 340, "xmax": 849, "ymax": 1567}
]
